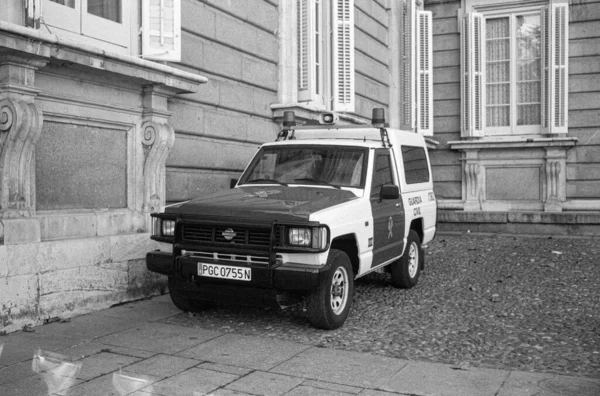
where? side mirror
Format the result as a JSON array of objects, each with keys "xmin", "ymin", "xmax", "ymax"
[
  {"xmin": 230, "ymin": 178, "xmax": 238, "ymax": 189},
  {"xmin": 380, "ymin": 184, "xmax": 399, "ymax": 200}
]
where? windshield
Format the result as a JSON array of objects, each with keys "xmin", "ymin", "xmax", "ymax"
[{"xmin": 240, "ymin": 146, "xmax": 368, "ymax": 189}]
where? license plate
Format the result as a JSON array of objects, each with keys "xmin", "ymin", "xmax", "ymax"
[{"xmin": 198, "ymin": 263, "xmax": 251, "ymax": 281}]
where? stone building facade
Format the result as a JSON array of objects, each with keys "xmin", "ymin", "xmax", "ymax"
[
  {"xmin": 1, "ymin": 0, "xmax": 598, "ymax": 332},
  {"xmin": 429, "ymin": 0, "xmax": 600, "ymax": 234}
]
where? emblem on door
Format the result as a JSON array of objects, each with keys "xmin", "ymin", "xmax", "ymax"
[{"xmin": 388, "ymin": 217, "xmax": 393, "ymax": 239}]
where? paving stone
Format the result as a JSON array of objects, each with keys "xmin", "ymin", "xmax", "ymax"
[
  {"xmin": 0, "ymin": 359, "xmax": 35, "ymax": 386},
  {"xmin": 285, "ymin": 385, "xmax": 358, "ymax": 396},
  {"xmin": 0, "ymin": 371, "xmax": 82, "ymax": 396},
  {"xmin": 197, "ymin": 362, "xmax": 254, "ymax": 376},
  {"xmin": 177, "ymin": 334, "xmax": 310, "ymax": 370},
  {"xmin": 225, "ymin": 371, "xmax": 303, "ymax": 395},
  {"xmin": 54, "ymin": 373, "xmax": 136, "ymax": 396},
  {"xmin": 123, "ymin": 354, "xmax": 200, "ymax": 379},
  {"xmin": 148, "ymin": 367, "xmax": 238, "ymax": 395},
  {"xmin": 0, "ymin": 334, "xmax": 78, "ymax": 367},
  {"xmin": 379, "ymin": 361, "xmax": 508, "ymax": 396},
  {"xmin": 96, "ymin": 345, "xmax": 157, "ymax": 359},
  {"xmin": 497, "ymin": 371, "xmax": 600, "ymax": 396},
  {"xmin": 301, "ymin": 379, "xmax": 363, "ymax": 394},
  {"xmin": 96, "ymin": 322, "xmax": 221, "ymax": 355},
  {"xmin": 38, "ymin": 315, "xmax": 136, "ymax": 341},
  {"xmin": 271, "ymin": 347, "xmax": 407, "ymax": 389},
  {"xmin": 95, "ymin": 295, "xmax": 180, "ymax": 322},
  {"xmin": 75, "ymin": 352, "xmax": 140, "ymax": 381},
  {"xmin": 211, "ymin": 389, "xmax": 255, "ymax": 396}
]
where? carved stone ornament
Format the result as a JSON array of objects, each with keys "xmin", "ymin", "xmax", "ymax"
[
  {"xmin": 0, "ymin": 98, "xmax": 43, "ymax": 217},
  {"xmin": 141, "ymin": 120, "xmax": 175, "ymax": 213}
]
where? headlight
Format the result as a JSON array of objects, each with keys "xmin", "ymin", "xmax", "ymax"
[
  {"xmin": 161, "ymin": 220, "xmax": 175, "ymax": 236},
  {"xmin": 287, "ymin": 226, "xmax": 328, "ymax": 249},
  {"xmin": 152, "ymin": 217, "xmax": 175, "ymax": 238},
  {"xmin": 289, "ymin": 228, "xmax": 312, "ymax": 246}
]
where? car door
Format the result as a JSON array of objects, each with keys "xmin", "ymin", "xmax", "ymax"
[{"xmin": 370, "ymin": 149, "xmax": 405, "ymax": 268}]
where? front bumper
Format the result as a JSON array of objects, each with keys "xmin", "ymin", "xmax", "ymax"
[{"xmin": 146, "ymin": 250, "xmax": 330, "ymax": 291}]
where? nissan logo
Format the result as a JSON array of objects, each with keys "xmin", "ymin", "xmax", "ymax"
[{"xmin": 222, "ymin": 228, "xmax": 236, "ymax": 241}]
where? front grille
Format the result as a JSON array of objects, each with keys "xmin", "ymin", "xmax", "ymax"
[{"xmin": 182, "ymin": 224, "xmax": 274, "ymax": 247}]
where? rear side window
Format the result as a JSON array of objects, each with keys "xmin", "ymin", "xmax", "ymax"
[{"xmin": 401, "ymin": 146, "xmax": 430, "ymax": 184}]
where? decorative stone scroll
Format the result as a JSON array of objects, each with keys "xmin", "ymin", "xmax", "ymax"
[
  {"xmin": 141, "ymin": 120, "xmax": 175, "ymax": 213},
  {"xmin": 0, "ymin": 98, "xmax": 43, "ymax": 217}
]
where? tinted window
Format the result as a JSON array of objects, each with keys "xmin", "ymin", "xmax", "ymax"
[
  {"xmin": 371, "ymin": 151, "xmax": 393, "ymax": 197},
  {"xmin": 402, "ymin": 146, "xmax": 429, "ymax": 184}
]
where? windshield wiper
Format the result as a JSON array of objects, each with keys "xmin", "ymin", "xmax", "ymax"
[
  {"xmin": 244, "ymin": 178, "xmax": 288, "ymax": 186},
  {"xmin": 292, "ymin": 178, "xmax": 341, "ymax": 189}
]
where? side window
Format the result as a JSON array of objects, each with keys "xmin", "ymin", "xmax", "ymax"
[
  {"xmin": 370, "ymin": 151, "xmax": 393, "ymax": 198},
  {"xmin": 402, "ymin": 146, "xmax": 430, "ymax": 184}
]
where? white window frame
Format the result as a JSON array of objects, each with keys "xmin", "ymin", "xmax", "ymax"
[
  {"xmin": 41, "ymin": 0, "xmax": 131, "ymax": 50},
  {"xmin": 483, "ymin": 7, "xmax": 543, "ymax": 136},
  {"xmin": 296, "ymin": 0, "xmax": 355, "ymax": 112},
  {"xmin": 461, "ymin": 0, "xmax": 568, "ymax": 138}
]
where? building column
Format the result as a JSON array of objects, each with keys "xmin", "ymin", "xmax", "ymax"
[
  {"xmin": 544, "ymin": 147, "xmax": 567, "ymax": 212},
  {"xmin": 0, "ymin": 52, "xmax": 47, "ymax": 244},
  {"xmin": 463, "ymin": 149, "xmax": 483, "ymax": 211},
  {"xmin": 140, "ymin": 85, "xmax": 175, "ymax": 217}
]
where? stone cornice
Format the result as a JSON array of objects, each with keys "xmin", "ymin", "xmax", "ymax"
[
  {"xmin": 0, "ymin": 21, "xmax": 207, "ymax": 95},
  {"xmin": 448, "ymin": 136, "xmax": 578, "ymax": 150}
]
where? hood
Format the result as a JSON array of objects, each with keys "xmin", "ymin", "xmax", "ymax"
[{"xmin": 166, "ymin": 186, "xmax": 358, "ymax": 222}]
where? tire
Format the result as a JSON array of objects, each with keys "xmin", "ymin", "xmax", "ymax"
[
  {"xmin": 306, "ymin": 249, "xmax": 354, "ymax": 330},
  {"xmin": 391, "ymin": 230, "xmax": 422, "ymax": 289},
  {"xmin": 168, "ymin": 276, "xmax": 213, "ymax": 312}
]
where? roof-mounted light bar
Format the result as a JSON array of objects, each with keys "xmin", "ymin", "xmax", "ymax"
[
  {"xmin": 277, "ymin": 111, "xmax": 296, "ymax": 141},
  {"xmin": 372, "ymin": 108, "xmax": 385, "ymax": 126}
]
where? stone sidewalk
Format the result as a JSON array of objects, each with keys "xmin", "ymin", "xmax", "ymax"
[{"xmin": 1, "ymin": 295, "xmax": 598, "ymax": 396}]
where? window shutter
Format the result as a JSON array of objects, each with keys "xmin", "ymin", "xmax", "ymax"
[
  {"xmin": 25, "ymin": 0, "xmax": 42, "ymax": 28},
  {"xmin": 142, "ymin": 0, "xmax": 181, "ymax": 62},
  {"xmin": 297, "ymin": 0, "xmax": 314, "ymax": 103},
  {"xmin": 417, "ymin": 10, "xmax": 433, "ymax": 136},
  {"xmin": 541, "ymin": 4, "xmax": 568, "ymax": 134},
  {"xmin": 332, "ymin": 0, "xmax": 355, "ymax": 112},
  {"xmin": 399, "ymin": 0, "xmax": 415, "ymax": 130},
  {"xmin": 460, "ymin": 12, "xmax": 485, "ymax": 137}
]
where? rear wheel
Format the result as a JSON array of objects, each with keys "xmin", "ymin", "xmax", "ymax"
[
  {"xmin": 391, "ymin": 230, "xmax": 422, "ymax": 288},
  {"xmin": 168, "ymin": 276, "xmax": 213, "ymax": 312},
  {"xmin": 306, "ymin": 249, "xmax": 354, "ymax": 330}
]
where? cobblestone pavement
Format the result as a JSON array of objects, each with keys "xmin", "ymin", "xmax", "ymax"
[{"xmin": 165, "ymin": 233, "xmax": 600, "ymax": 380}]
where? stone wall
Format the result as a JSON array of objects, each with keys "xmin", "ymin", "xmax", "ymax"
[
  {"xmin": 166, "ymin": 0, "xmax": 280, "ymax": 203},
  {"xmin": 566, "ymin": 0, "xmax": 600, "ymax": 204},
  {"xmin": 427, "ymin": 0, "xmax": 462, "ymax": 202},
  {"xmin": 0, "ymin": 22, "xmax": 205, "ymax": 334}
]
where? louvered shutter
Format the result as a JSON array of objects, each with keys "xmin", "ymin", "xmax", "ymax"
[
  {"xmin": 460, "ymin": 12, "xmax": 485, "ymax": 137},
  {"xmin": 399, "ymin": 0, "xmax": 415, "ymax": 130},
  {"xmin": 297, "ymin": 0, "xmax": 314, "ymax": 102},
  {"xmin": 541, "ymin": 4, "xmax": 568, "ymax": 134},
  {"xmin": 142, "ymin": 0, "xmax": 181, "ymax": 62},
  {"xmin": 332, "ymin": 0, "xmax": 355, "ymax": 112},
  {"xmin": 417, "ymin": 10, "xmax": 433, "ymax": 136},
  {"xmin": 26, "ymin": 0, "xmax": 42, "ymax": 28}
]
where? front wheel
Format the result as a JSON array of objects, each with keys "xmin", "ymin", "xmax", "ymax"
[
  {"xmin": 306, "ymin": 249, "xmax": 354, "ymax": 330},
  {"xmin": 168, "ymin": 276, "xmax": 213, "ymax": 312},
  {"xmin": 391, "ymin": 230, "xmax": 422, "ymax": 289}
]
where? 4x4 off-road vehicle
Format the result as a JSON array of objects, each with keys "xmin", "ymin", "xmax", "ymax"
[{"xmin": 147, "ymin": 109, "xmax": 437, "ymax": 329}]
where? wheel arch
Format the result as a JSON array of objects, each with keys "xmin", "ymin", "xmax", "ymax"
[
  {"xmin": 329, "ymin": 233, "xmax": 359, "ymax": 276},
  {"xmin": 408, "ymin": 219, "xmax": 425, "ymax": 270}
]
